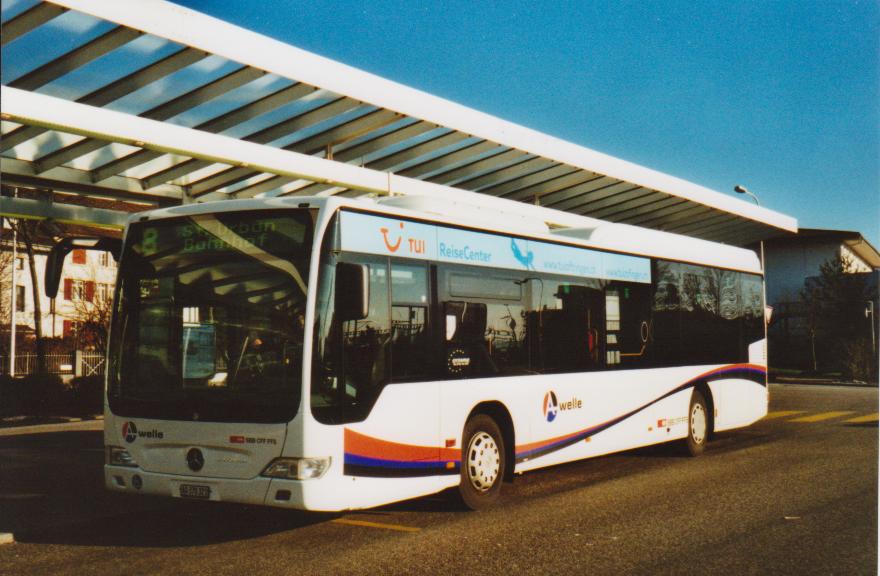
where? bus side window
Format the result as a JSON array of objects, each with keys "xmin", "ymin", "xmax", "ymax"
[
  {"xmin": 441, "ymin": 268, "xmax": 528, "ymax": 378},
  {"xmin": 390, "ymin": 261, "xmax": 430, "ymax": 382},
  {"xmin": 741, "ymin": 273, "xmax": 764, "ymax": 360},
  {"xmin": 611, "ymin": 283, "xmax": 653, "ymax": 367},
  {"xmin": 444, "ymin": 301, "xmax": 494, "ymax": 377},
  {"xmin": 530, "ymin": 281, "xmax": 604, "ymax": 373},
  {"xmin": 651, "ymin": 260, "xmax": 682, "ymax": 367}
]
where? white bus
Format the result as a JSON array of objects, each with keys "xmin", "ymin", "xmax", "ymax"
[{"xmin": 62, "ymin": 194, "xmax": 766, "ymax": 511}]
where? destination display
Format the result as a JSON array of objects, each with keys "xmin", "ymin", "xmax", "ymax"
[
  {"xmin": 135, "ymin": 213, "xmax": 308, "ymax": 258},
  {"xmin": 340, "ymin": 211, "xmax": 650, "ymax": 284}
]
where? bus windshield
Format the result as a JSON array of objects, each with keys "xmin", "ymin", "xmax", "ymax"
[{"xmin": 107, "ymin": 210, "xmax": 314, "ymax": 423}]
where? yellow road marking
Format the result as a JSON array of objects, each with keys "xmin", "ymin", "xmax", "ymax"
[
  {"xmin": 788, "ymin": 411, "xmax": 855, "ymax": 423},
  {"xmin": 763, "ymin": 410, "xmax": 805, "ymax": 420},
  {"xmin": 844, "ymin": 413, "xmax": 879, "ymax": 424},
  {"xmin": 331, "ymin": 518, "xmax": 421, "ymax": 533}
]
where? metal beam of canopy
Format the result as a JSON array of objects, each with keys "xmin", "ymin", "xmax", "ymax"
[
  {"xmin": 0, "ymin": 0, "xmax": 797, "ymax": 247},
  {"xmin": 485, "ymin": 165, "xmax": 583, "ymax": 199},
  {"xmin": 0, "ymin": 2, "xmax": 68, "ymax": 46},
  {"xmin": 37, "ymin": 65, "xmax": 269, "ymax": 175},
  {"xmin": 427, "ymin": 148, "xmax": 531, "ymax": 186},
  {"xmin": 0, "ymin": 195, "xmax": 130, "ymax": 228},
  {"xmin": 501, "ymin": 170, "xmax": 602, "ymax": 203},
  {"xmin": 2, "ymin": 86, "xmax": 610, "ymax": 231},
  {"xmin": 87, "ymin": 81, "xmax": 314, "ymax": 185},
  {"xmin": 8, "ymin": 26, "xmax": 141, "ymax": 92},
  {"xmin": 0, "ymin": 47, "xmax": 208, "ymax": 153},
  {"xmin": 1, "ymin": 156, "xmax": 181, "ymax": 205},
  {"xmin": 218, "ymin": 108, "xmax": 404, "ymax": 200},
  {"xmin": 178, "ymin": 96, "xmax": 364, "ymax": 195}
]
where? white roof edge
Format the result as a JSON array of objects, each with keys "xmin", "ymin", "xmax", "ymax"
[{"xmin": 49, "ymin": 0, "xmax": 798, "ymax": 234}]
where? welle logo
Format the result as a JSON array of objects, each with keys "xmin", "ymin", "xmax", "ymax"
[
  {"xmin": 543, "ymin": 391, "xmax": 584, "ymax": 423},
  {"xmin": 122, "ymin": 421, "xmax": 164, "ymax": 443},
  {"xmin": 543, "ymin": 391, "xmax": 559, "ymax": 422}
]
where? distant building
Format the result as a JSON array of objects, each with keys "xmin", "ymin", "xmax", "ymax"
[
  {"xmin": 762, "ymin": 228, "xmax": 880, "ymax": 376},
  {"xmin": 0, "ymin": 231, "xmax": 117, "ymax": 345},
  {"xmin": 764, "ymin": 228, "xmax": 879, "ymax": 306}
]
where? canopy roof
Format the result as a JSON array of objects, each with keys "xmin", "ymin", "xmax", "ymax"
[{"xmin": 1, "ymin": 0, "xmax": 797, "ymax": 246}]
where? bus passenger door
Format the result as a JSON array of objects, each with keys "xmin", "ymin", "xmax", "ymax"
[{"xmin": 319, "ymin": 257, "xmax": 441, "ymax": 490}]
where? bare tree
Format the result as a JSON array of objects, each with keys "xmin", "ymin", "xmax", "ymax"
[
  {"xmin": 800, "ymin": 254, "xmax": 878, "ymax": 381},
  {"xmin": 69, "ymin": 263, "xmax": 114, "ymax": 352},
  {"xmin": 0, "ymin": 233, "xmax": 14, "ymax": 330}
]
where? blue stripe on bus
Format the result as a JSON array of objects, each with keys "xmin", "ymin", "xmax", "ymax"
[{"xmin": 343, "ymin": 454, "xmax": 459, "ymax": 478}]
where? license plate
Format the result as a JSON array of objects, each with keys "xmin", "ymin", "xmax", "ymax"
[{"xmin": 179, "ymin": 484, "xmax": 211, "ymax": 499}]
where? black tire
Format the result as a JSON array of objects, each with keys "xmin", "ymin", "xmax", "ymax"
[
  {"xmin": 458, "ymin": 414, "xmax": 505, "ymax": 510},
  {"xmin": 685, "ymin": 389, "xmax": 709, "ymax": 457}
]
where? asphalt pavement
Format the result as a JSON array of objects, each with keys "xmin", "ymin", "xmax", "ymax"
[{"xmin": 0, "ymin": 383, "xmax": 876, "ymax": 575}]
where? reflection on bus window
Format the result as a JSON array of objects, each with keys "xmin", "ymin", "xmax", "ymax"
[
  {"xmin": 108, "ymin": 210, "xmax": 313, "ymax": 424},
  {"xmin": 391, "ymin": 261, "xmax": 430, "ymax": 382},
  {"xmin": 441, "ymin": 267, "xmax": 528, "ymax": 378}
]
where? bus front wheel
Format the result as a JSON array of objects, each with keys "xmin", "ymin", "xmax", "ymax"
[
  {"xmin": 685, "ymin": 389, "xmax": 709, "ymax": 457},
  {"xmin": 459, "ymin": 414, "xmax": 505, "ymax": 510}
]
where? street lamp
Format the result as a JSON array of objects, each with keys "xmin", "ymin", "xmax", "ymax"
[{"xmin": 734, "ymin": 184, "xmax": 760, "ymax": 206}]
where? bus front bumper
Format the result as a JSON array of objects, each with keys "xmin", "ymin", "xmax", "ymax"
[{"xmin": 104, "ymin": 465, "xmax": 313, "ymax": 509}]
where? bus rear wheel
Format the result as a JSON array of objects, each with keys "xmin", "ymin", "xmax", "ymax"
[
  {"xmin": 685, "ymin": 389, "xmax": 709, "ymax": 457},
  {"xmin": 459, "ymin": 414, "xmax": 505, "ymax": 510}
]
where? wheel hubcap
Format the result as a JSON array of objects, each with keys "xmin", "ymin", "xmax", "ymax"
[
  {"xmin": 691, "ymin": 403, "xmax": 707, "ymax": 445},
  {"xmin": 467, "ymin": 431, "xmax": 500, "ymax": 492}
]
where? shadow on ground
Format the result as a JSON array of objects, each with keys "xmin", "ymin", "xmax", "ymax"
[
  {"xmin": 13, "ymin": 500, "xmax": 335, "ymax": 547},
  {"xmin": 1, "ymin": 429, "xmax": 335, "ymax": 547}
]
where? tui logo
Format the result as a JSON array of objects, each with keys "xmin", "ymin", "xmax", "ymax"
[{"xmin": 380, "ymin": 222, "xmax": 404, "ymax": 253}]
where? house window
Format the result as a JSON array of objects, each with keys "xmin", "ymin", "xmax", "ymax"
[
  {"xmin": 64, "ymin": 279, "xmax": 95, "ymax": 301},
  {"xmin": 15, "ymin": 256, "xmax": 24, "ymax": 270},
  {"xmin": 15, "ymin": 285, "xmax": 25, "ymax": 312},
  {"xmin": 98, "ymin": 251, "xmax": 115, "ymax": 267},
  {"xmin": 63, "ymin": 320, "xmax": 83, "ymax": 339}
]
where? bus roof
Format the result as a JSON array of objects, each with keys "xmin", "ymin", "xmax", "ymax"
[{"xmin": 136, "ymin": 195, "xmax": 762, "ymax": 274}]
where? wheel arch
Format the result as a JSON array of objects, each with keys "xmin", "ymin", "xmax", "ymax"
[{"xmin": 466, "ymin": 401, "xmax": 516, "ymax": 482}]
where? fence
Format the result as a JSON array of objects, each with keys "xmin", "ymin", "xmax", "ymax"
[{"xmin": 0, "ymin": 352, "xmax": 105, "ymax": 377}]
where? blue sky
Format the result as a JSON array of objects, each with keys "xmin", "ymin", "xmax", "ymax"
[{"xmin": 172, "ymin": 0, "xmax": 878, "ymax": 247}]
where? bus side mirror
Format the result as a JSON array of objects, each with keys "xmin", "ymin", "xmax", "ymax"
[
  {"xmin": 335, "ymin": 262, "xmax": 369, "ymax": 321},
  {"xmin": 45, "ymin": 237, "xmax": 122, "ymax": 299}
]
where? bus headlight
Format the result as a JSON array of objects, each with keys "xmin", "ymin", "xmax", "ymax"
[
  {"xmin": 107, "ymin": 446, "xmax": 139, "ymax": 468},
  {"xmin": 261, "ymin": 457, "xmax": 331, "ymax": 480}
]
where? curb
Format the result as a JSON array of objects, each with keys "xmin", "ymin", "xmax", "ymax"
[
  {"xmin": 769, "ymin": 380, "xmax": 879, "ymax": 389},
  {"xmin": 0, "ymin": 418, "xmax": 104, "ymax": 437},
  {"xmin": 0, "ymin": 415, "xmax": 103, "ymax": 429}
]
